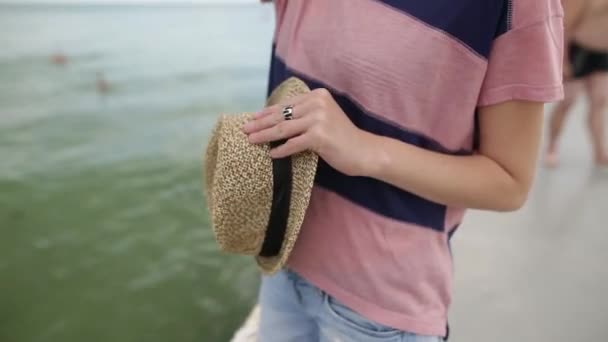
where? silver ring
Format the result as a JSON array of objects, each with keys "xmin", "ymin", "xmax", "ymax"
[{"xmin": 282, "ymin": 105, "xmax": 294, "ymax": 121}]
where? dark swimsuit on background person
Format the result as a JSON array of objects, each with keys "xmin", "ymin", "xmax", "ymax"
[{"xmin": 570, "ymin": 42, "xmax": 608, "ymax": 79}]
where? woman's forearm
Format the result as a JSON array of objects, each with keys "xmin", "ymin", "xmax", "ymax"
[
  {"xmin": 357, "ymin": 101, "xmax": 544, "ymax": 212},
  {"xmin": 360, "ymin": 134, "xmax": 533, "ymax": 212}
]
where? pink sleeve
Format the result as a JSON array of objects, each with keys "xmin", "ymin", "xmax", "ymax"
[{"xmin": 477, "ymin": 0, "xmax": 565, "ymax": 107}]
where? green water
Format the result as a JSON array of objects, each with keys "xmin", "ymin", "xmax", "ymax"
[{"xmin": 0, "ymin": 4, "xmax": 274, "ymax": 342}]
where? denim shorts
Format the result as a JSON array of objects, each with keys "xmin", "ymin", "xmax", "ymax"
[{"xmin": 258, "ymin": 269, "xmax": 444, "ymax": 342}]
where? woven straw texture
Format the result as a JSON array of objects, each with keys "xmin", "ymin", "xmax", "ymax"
[{"xmin": 204, "ymin": 77, "xmax": 318, "ymax": 274}]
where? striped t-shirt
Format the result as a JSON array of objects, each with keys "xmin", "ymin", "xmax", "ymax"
[{"xmin": 268, "ymin": 0, "xmax": 564, "ymax": 336}]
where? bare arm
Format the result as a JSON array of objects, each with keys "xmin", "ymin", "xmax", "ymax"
[
  {"xmin": 360, "ymin": 101, "xmax": 544, "ymax": 212},
  {"xmin": 249, "ymin": 95, "xmax": 545, "ymax": 213},
  {"xmin": 562, "ymin": 0, "xmax": 587, "ymax": 35}
]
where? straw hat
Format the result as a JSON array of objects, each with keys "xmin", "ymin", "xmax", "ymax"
[{"xmin": 203, "ymin": 77, "xmax": 318, "ymax": 274}]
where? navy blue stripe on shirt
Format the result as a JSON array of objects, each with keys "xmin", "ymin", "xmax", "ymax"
[
  {"xmin": 268, "ymin": 55, "xmax": 473, "ymax": 231},
  {"xmin": 269, "ymin": 53, "xmax": 472, "ymax": 156},
  {"xmin": 494, "ymin": 0, "xmax": 513, "ymax": 38},
  {"xmin": 316, "ymin": 159, "xmax": 447, "ymax": 231},
  {"xmin": 376, "ymin": 0, "xmax": 508, "ymax": 58}
]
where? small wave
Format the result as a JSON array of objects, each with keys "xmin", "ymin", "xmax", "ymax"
[
  {"xmin": 33, "ymin": 238, "xmax": 52, "ymax": 249},
  {"xmin": 72, "ymin": 51, "xmax": 104, "ymax": 62},
  {"xmin": 127, "ymin": 262, "xmax": 186, "ymax": 291},
  {"xmin": 194, "ymin": 297, "xmax": 224, "ymax": 315},
  {"xmin": 175, "ymin": 66, "xmax": 266, "ymax": 84}
]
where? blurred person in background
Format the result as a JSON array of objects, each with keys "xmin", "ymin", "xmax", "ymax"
[
  {"xmin": 241, "ymin": 0, "xmax": 565, "ymax": 341},
  {"xmin": 546, "ymin": 0, "xmax": 608, "ymax": 168},
  {"xmin": 50, "ymin": 51, "xmax": 68, "ymax": 66},
  {"xmin": 96, "ymin": 71, "xmax": 110, "ymax": 94}
]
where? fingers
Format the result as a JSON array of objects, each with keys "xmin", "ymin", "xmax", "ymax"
[
  {"xmin": 269, "ymin": 133, "xmax": 311, "ymax": 159},
  {"xmin": 253, "ymin": 104, "xmax": 281, "ymax": 120},
  {"xmin": 254, "ymin": 92, "xmax": 310, "ymax": 118},
  {"xmin": 275, "ymin": 92, "xmax": 310, "ymax": 108},
  {"xmin": 242, "ymin": 89, "xmax": 326, "ymax": 157},
  {"xmin": 244, "ymin": 105, "xmax": 284, "ymax": 133},
  {"xmin": 248, "ymin": 115, "xmax": 313, "ymax": 145},
  {"xmin": 244, "ymin": 101, "xmax": 316, "ymax": 134}
]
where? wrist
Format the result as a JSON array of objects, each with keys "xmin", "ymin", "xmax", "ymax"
[{"xmin": 356, "ymin": 131, "xmax": 390, "ymax": 178}]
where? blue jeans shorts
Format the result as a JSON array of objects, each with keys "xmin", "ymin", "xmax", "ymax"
[{"xmin": 258, "ymin": 269, "xmax": 444, "ymax": 342}]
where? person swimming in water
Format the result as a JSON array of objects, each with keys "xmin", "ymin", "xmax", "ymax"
[
  {"xmin": 546, "ymin": 0, "xmax": 608, "ymax": 167},
  {"xmin": 50, "ymin": 52, "xmax": 68, "ymax": 66},
  {"xmin": 96, "ymin": 72, "xmax": 110, "ymax": 94}
]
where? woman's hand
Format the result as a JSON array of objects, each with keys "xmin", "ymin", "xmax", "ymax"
[{"xmin": 243, "ymin": 88, "xmax": 371, "ymax": 177}]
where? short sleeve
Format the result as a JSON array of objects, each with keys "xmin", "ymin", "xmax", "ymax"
[{"xmin": 477, "ymin": 0, "xmax": 565, "ymax": 107}]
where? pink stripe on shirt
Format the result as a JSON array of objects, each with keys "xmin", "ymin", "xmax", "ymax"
[
  {"xmin": 289, "ymin": 187, "xmax": 453, "ymax": 335},
  {"xmin": 275, "ymin": 0, "xmax": 487, "ymax": 151}
]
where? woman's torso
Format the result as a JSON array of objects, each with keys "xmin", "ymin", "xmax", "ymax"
[{"xmin": 270, "ymin": 0, "xmax": 563, "ymax": 337}]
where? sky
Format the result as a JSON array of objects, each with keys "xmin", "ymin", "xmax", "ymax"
[{"xmin": 0, "ymin": 0, "xmax": 256, "ymax": 3}]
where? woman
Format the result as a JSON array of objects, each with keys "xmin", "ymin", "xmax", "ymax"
[
  {"xmin": 546, "ymin": 0, "xmax": 608, "ymax": 167},
  {"xmin": 244, "ymin": 0, "xmax": 564, "ymax": 340}
]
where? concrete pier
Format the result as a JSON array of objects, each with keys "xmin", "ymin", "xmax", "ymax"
[{"xmin": 451, "ymin": 103, "xmax": 608, "ymax": 341}]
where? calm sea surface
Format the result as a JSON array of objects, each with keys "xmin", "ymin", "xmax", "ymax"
[{"xmin": 0, "ymin": 4, "xmax": 274, "ymax": 342}]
